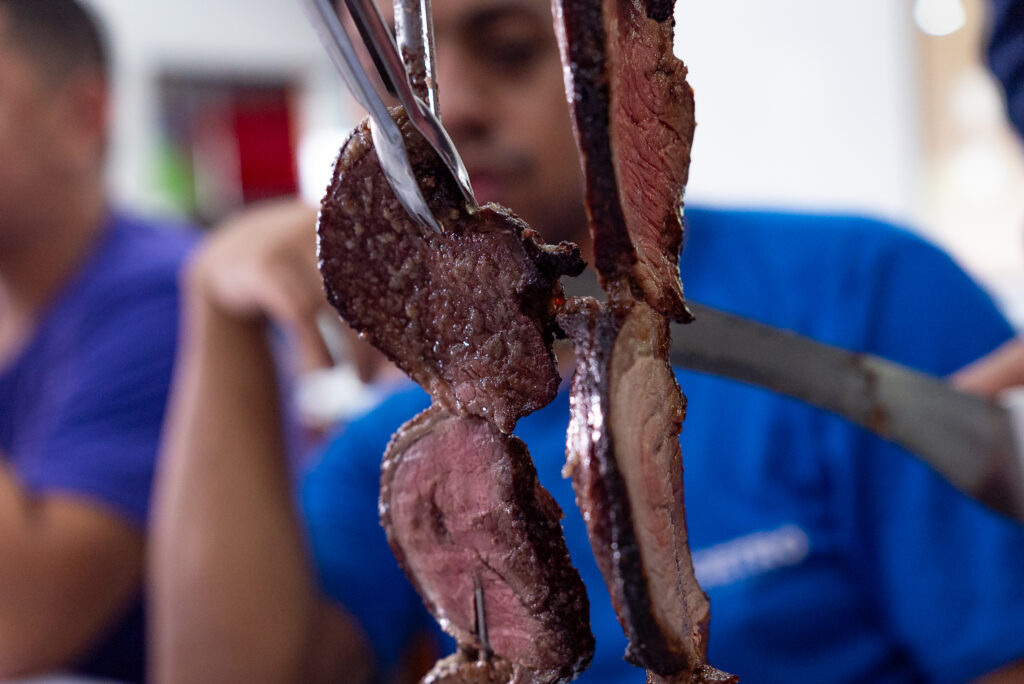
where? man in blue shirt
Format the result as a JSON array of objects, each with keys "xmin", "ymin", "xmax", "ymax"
[
  {"xmin": 300, "ymin": 210, "xmax": 1024, "ymax": 684},
  {"xmin": 151, "ymin": 1, "xmax": 1024, "ymax": 683},
  {"xmin": 0, "ymin": 1, "xmax": 195, "ymax": 679}
]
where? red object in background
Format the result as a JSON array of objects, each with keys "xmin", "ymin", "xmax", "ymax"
[
  {"xmin": 159, "ymin": 76, "xmax": 300, "ymax": 226},
  {"xmin": 232, "ymin": 90, "xmax": 299, "ymax": 203}
]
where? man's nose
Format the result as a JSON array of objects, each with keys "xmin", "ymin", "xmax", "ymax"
[{"xmin": 434, "ymin": 47, "xmax": 492, "ymax": 142}]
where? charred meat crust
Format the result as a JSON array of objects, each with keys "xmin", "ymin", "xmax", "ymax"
[
  {"xmin": 644, "ymin": 0, "xmax": 674, "ymax": 22},
  {"xmin": 647, "ymin": 665, "xmax": 741, "ymax": 684},
  {"xmin": 558, "ymin": 298, "xmax": 690, "ymax": 674},
  {"xmin": 559, "ymin": 298, "xmax": 735, "ymax": 683},
  {"xmin": 553, "ymin": 0, "xmax": 637, "ymax": 287},
  {"xmin": 318, "ymin": 109, "xmax": 583, "ymax": 433},
  {"xmin": 552, "ymin": 0, "xmax": 694, "ymax": 322},
  {"xmin": 380, "ymin": 407, "xmax": 595, "ymax": 683}
]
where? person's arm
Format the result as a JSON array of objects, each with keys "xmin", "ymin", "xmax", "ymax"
[
  {"xmin": 149, "ymin": 201, "xmax": 372, "ymax": 684},
  {"xmin": 0, "ymin": 458, "xmax": 142, "ymax": 678},
  {"xmin": 0, "ymin": 257, "xmax": 188, "ymax": 677}
]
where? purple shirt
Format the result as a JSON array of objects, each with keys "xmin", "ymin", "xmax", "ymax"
[{"xmin": 0, "ymin": 211, "xmax": 196, "ymax": 681}]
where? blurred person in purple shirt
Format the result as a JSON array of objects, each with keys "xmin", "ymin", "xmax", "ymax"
[{"xmin": 0, "ymin": 1, "xmax": 195, "ymax": 680}]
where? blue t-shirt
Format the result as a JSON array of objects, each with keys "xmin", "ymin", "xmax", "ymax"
[
  {"xmin": 301, "ymin": 208, "xmax": 1024, "ymax": 684},
  {"xmin": 0, "ymin": 211, "xmax": 196, "ymax": 682}
]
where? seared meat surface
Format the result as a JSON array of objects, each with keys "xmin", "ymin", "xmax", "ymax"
[
  {"xmin": 381, "ymin": 407, "xmax": 595, "ymax": 683},
  {"xmin": 553, "ymin": 0, "xmax": 695, "ymax": 322},
  {"xmin": 318, "ymin": 108, "xmax": 592, "ymax": 683},
  {"xmin": 319, "ymin": 109, "xmax": 583, "ymax": 433},
  {"xmin": 319, "ymin": 0, "xmax": 719, "ymax": 674},
  {"xmin": 648, "ymin": 668, "xmax": 744, "ymax": 684},
  {"xmin": 552, "ymin": 0, "xmax": 733, "ymax": 679},
  {"xmin": 559, "ymin": 298, "xmax": 733, "ymax": 683},
  {"xmin": 421, "ymin": 654, "xmax": 515, "ymax": 684}
]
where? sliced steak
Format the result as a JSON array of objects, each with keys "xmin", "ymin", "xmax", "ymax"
[
  {"xmin": 421, "ymin": 654, "xmax": 515, "ymax": 684},
  {"xmin": 381, "ymin": 407, "xmax": 595, "ymax": 683},
  {"xmin": 558, "ymin": 297, "xmax": 735, "ymax": 683},
  {"xmin": 648, "ymin": 668, "xmax": 743, "ymax": 684},
  {"xmin": 318, "ymin": 109, "xmax": 583, "ymax": 433},
  {"xmin": 553, "ymin": 0, "xmax": 695, "ymax": 322}
]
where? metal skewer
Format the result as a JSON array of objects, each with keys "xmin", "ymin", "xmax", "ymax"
[
  {"xmin": 299, "ymin": 0, "xmax": 476, "ymax": 233},
  {"xmin": 473, "ymin": 574, "xmax": 491, "ymax": 661},
  {"xmin": 343, "ymin": 0, "xmax": 476, "ymax": 210},
  {"xmin": 394, "ymin": 0, "xmax": 439, "ymax": 115},
  {"xmin": 300, "ymin": 0, "xmax": 440, "ymax": 231}
]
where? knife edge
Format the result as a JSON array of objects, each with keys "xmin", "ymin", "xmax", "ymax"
[{"xmin": 671, "ymin": 303, "xmax": 1024, "ymax": 523}]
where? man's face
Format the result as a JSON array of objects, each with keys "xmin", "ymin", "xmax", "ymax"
[
  {"xmin": 0, "ymin": 14, "xmax": 69, "ymax": 246},
  {"xmin": 361, "ymin": 0, "xmax": 587, "ymax": 244}
]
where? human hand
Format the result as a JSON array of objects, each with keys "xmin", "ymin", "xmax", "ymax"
[
  {"xmin": 185, "ymin": 199, "xmax": 331, "ymax": 372},
  {"xmin": 951, "ymin": 338, "xmax": 1024, "ymax": 399}
]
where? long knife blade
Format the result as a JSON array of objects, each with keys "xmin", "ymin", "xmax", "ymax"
[{"xmin": 669, "ymin": 303, "xmax": 1024, "ymax": 523}]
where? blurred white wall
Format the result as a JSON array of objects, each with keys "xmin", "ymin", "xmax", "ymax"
[
  {"xmin": 676, "ymin": 1, "xmax": 923, "ymax": 226},
  {"xmin": 81, "ymin": 0, "xmax": 353, "ymax": 215}
]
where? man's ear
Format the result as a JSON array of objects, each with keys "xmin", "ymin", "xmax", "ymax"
[{"xmin": 55, "ymin": 69, "xmax": 109, "ymax": 174}]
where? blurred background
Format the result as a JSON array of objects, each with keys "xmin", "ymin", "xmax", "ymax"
[{"xmin": 80, "ymin": 0, "xmax": 1024, "ymax": 324}]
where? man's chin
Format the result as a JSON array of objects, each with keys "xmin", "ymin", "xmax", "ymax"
[{"xmin": 468, "ymin": 177, "xmax": 507, "ymax": 208}]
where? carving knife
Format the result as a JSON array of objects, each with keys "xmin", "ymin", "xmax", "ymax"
[{"xmin": 668, "ymin": 303, "xmax": 1024, "ymax": 523}]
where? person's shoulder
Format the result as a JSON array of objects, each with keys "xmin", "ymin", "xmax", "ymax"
[
  {"xmin": 54, "ymin": 212, "xmax": 198, "ymax": 344},
  {"xmin": 684, "ymin": 204, "xmax": 974, "ymax": 298},
  {"xmin": 81, "ymin": 212, "xmax": 199, "ymax": 304},
  {"xmin": 302, "ymin": 383, "xmax": 428, "ymax": 501},
  {"xmin": 319, "ymin": 383, "xmax": 431, "ymax": 462},
  {"xmin": 103, "ymin": 211, "xmax": 200, "ymax": 277},
  {"xmin": 682, "ymin": 206, "xmax": 1004, "ymax": 351},
  {"xmin": 686, "ymin": 205, "xmax": 931, "ymax": 257}
]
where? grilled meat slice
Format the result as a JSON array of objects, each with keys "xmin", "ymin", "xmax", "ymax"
[
  {"xmin": 558, "ymin": 297, "xmax": 735, "ymax": 683},
  {"xmin": 553, "ymin": 0, "xmax": 695, "ymax": 322},
  {"xmin": 318, "ymin": 110, "xmax": 583, "ymax": 433},
  {"xmin": 647, "ymin": 667, "xmax": 743, "ymax": 684},
  {"xmin": 381, "ymin": 407, "xmax": 595, "ymax": 683},
  {"xmin": 421, "ymin": 654, "xmax": 515, "ymax": 684}
]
